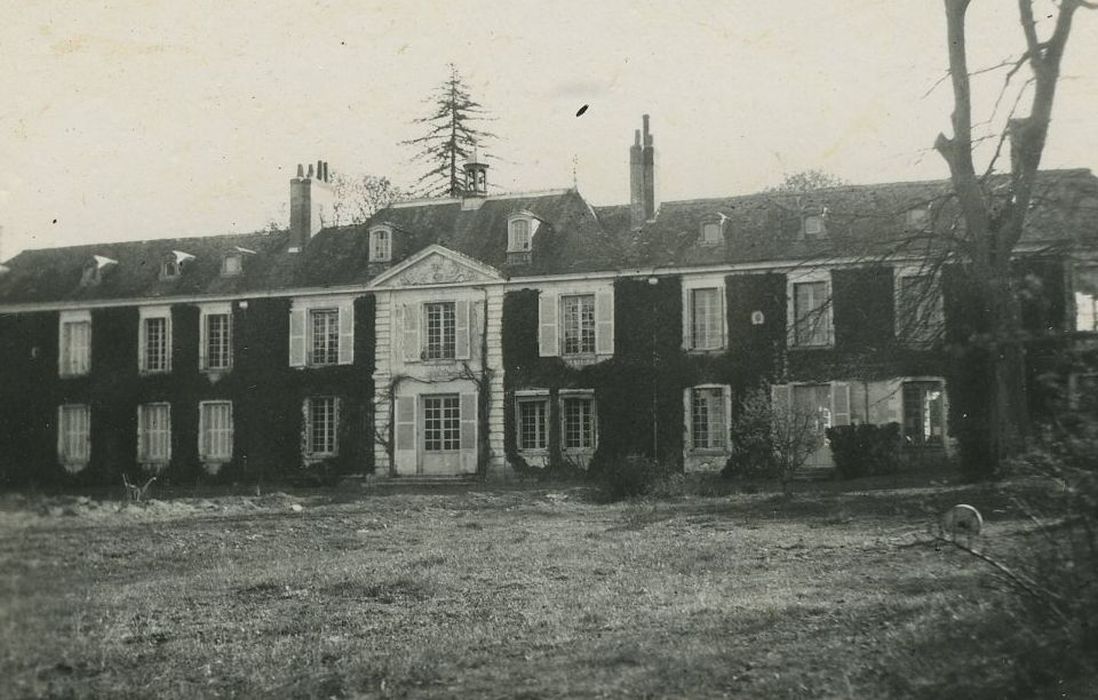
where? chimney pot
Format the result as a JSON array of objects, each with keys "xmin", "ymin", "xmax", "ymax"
[{"xmin": 296, "ymin": 163, "xmax": 304, "ymax": 178}]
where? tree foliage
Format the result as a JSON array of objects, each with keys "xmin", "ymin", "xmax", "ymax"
[
  {"xmin": 330, "ymin": 173, "xmax": 403, "ymax": 225},
  {"xmin": 402, "ymin": 64, "xmax": 497, "ymax": 198},
  {"xmin": 767, "ymin": 169, "xmax": 848, "ymax": 193},
  {"xmin": 725, "ymin": 389, "xmax": 823, "ymax": 493}
]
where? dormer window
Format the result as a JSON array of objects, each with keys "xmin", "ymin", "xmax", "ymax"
[
  {"xmin": 802, "ymin": 214, "xmax": 826, "ymax": 240},
  {"xmin": 221, "ymin": 253, "xmax": 243, "ymax": 277},
  {"xmin": 509, "ymin": 219, "xmax": 531, "ymax": 252},
  {"xmin": 160, "ymin": 260, "xmax": 180, "ymax": 280},
  {"xmin": 80, "ymin": 255, "xmax": 117, "ymax": 287},
  {"xmin": 905, "ymin": 206, "xmax": 929, "ymax": 229},
  {"xmin": 700, "ymin": 220, "xmax": 724, "ymax": 246},
  {"xmin": 370, "ymin": 226, "xmax": 392, "ymax": 263}
]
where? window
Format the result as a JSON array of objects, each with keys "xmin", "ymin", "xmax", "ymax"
[
  {"xmin": 305, "ymin": 397, "xmax": 338, "ymax": 456},
  {"xmin": 792, "ymin": 280, "xmax": 831, "ymax": 347},
  {"xmin": 509, "ymin": 219, "xmax": 531, "ymax": 252},
  {"xmin": 201, "ymin": 308, "xmax": 232, "ymax": 371},
  {"xmin": 690, "ymin": 387, "xmax": 727, "ymax": 450},
  {"xmin": 905, "ymin": 207, "xmax": 929, "ymax": 229},
  {"xmin": 221, "ymin": 254, "xmax": 243, "ymax": 277},
  {"xmin": 57, "ymin": 404, "xmax": 90, "ymax": 466},
  {"xmin": 561, "ymin": 294, "xmax": 596, "ymax": 355},
  {"xmin": 199, "ymin": 401, "xmax": 233, "ymax": 462},
  {"xmin": 137, "ymin": 403, "xmax": 171, "ymax": 464},
  {"xmin": 700, "ymin": 221, "xmax": 723, "ymax": 246},
  {"xmin": 517, "ymin": 396, "xmax": 549, "ymax": 451},
  {"xmin": 424, "ymin": 302, "xmax": 457, "ymax": 360},
  {"xmin": 1077, "ymin": 291, "xmax": 1098, "ymax": 332},
  {"xmin": 370, "ymin": 227, "xmax": 391, "ymax": 262},
  {"xmin": 423, "ymin": 394, "xmax": 461, "ymax": 452},
  {"xmin": 80, "ymin": 265, "xmax": 100, "ymax": 287},
  {"xmin": 690, "ymin": 288, "xmax": 723, "ymax": 350},
  {"xmin": 159, "ymin": 260, "xmax": 180, "ymax": 280},
  {"xmin": 902, "ymin": 381, "xmax": 945, "ymax": 447},
  {"xmin": 803, "ymin": 214, "xmax": 826, "ymax": 239},
  {"xmin": 562, "ymin": 394, "xmax": 596, "ymax": 450},
  {"xmin": 897, "ymin": 274, "xmax": 944, "ymax": 343},
  {"xmin": 309, "ymin": 309, "xmax": 340, "ymax": 366},
  {"xmin": 139, "ymin": 308, "xmax": 172, "ymax": 373},
  {"xmin": 59, "ymin": 312, "xmax": 91, "ymax": 377}
]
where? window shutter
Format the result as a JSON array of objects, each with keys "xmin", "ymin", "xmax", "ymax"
[
  {"xmin": 538, "ymin": 292, "xmax": 558, "ymax": 357},
  {"xmin": 723, "ymin": 386, "xmax": 733, "ymax": 448},
  {"xmin": 301, "ymin": 399, "xmax": 312, "ymax": 456},
  {"xmin": 137, "ymin": 319, "xmax": 148, "ymax": 372},
  {"xmin": 460, "ymin": 392, "xmax": 478, "ymax": 472},
  {"xmin": 136, "ymin": 406, "xmax": 146, "ymax": 461},
  {"xmin": 402, "ymin": 303, "xmax": 421, "ymax": 362},
  {"xmin": 332, "ymin": 397, "xmax": 341, "ymax": 455},
  {"xmin": 226, "ymin": 403, "xmax": 235, "ymax": 460},
  {"xmin": 682, "ymin": 289, "xmax": 693, "ymax": 350},
  {"xmin": 394, "ymin": 396, "xmax": 417, "ymax": 473},
  {"xmin": 682, "ymin": 389, "xmax": 693, "ymax": 451},
  {"xmin": 719, "ymin": 286, "xmax": 728, "ymax": 349},
  {"xmin": 771, "ymin": 384, "xmax": 791, "ymax": 413},
  {"xmin": 454, "ymin": 300, "xmax": 471, "ymax": 360},
  {"xmin": 831, "ymin": 382, "xmax": 851, "ymax": 426},
  {"xmin": 595, "ymin": 288, "xmax": 614, "ymax": 355},
  {"xmin": 338, "ymin": 301, "xmax": 355, "ymax": 365},
  {"xmin": 56, "ymin": 406, "xmax": 65, "ymax": 461},
  {"xmin": 164, "ymin": 314, "xmax": 173, "ymax": 372},
  {"xmin": 289, "ymin": 306, "xmax": 306, "ymax": 367},
  {"xmin": 198, "ymin": 313, "xmax": 209, "ymax": 371},
  {"xmin": 198, "ymin": 404, "xmax": 208, "ymax": 459}
]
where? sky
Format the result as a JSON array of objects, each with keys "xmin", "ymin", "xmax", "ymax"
[{"xmin": 2, "ymin": 1, "xmax": 1097, "ymax": 260}]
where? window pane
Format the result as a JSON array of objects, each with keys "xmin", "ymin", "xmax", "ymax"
[
  {"xmin": 61, "ymin": 321, "xmax": 91, "ymax": 375},
  {"xmin": 903, "ymin": 381, "xmax": 944, "ymax": 446},
  {"xmin": 691, "ymin": 288, "xmax": 721, "ymax": 349},
  {"xmin": 201, "ymin": 402, "xmax": 233, "ymax": 460},
  {"xmin": 691, "ymin": 388, "xmax": 725, "ymax": 449},
  {"xmin": 562, "ymin": 295, "xmax": 596, "ymax": 355},
  {"xmin": 511, "ymin": 220, "xmax": 530, "ymax": 251},
  {"xmin": 564, "ymin": 397, "xmax": 594, "ymax": 449},
  {"xmin": 144, "ymin": 317, "xmax": 168, "ymax": 371},
  {"xmin": 310, "ymin": 310, "xmax": 339, "ymax": 365},
  {"xmin": 424, "ymin": 395, "xmax": 460, "ymax": 451},
  {"xmin": 139, "ymin": 404, "xmax": 171, "ymax": 462},
  {"xmin": 518, "ymin": 399, "xmax": 547, "ymax": 450},
  {"xmin": 308, "ymin": 397, "xmax": 337, "ymax": 455},
  {"xmin": 425, "ymin": 302, "xmax": 456, "ymax": 359},
  {"xmin": 793, "ymin": 281, "xmax": 829, "ymax": 346},
  {"xmin": 59, "ymin": 404, "xmax": 90, "ymax": 463},
  {"xmin": 206, "ymin": 314, "xmax": 231, "ymax": 369}
]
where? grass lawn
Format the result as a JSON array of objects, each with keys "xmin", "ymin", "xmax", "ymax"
[{"xmin": 0, "ymin": 478, "xmax": 1086, "ymax": 698}]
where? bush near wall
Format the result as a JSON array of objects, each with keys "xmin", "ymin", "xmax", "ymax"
[{"xmin": 826, "ymin": 423, "xmax": 902, "ymax": 479}]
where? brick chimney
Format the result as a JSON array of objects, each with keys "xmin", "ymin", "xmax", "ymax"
[
  {"xmin": 629, "ymin": 115, "xmax": 656, "ymax": 229},
  {"xmin": 289, "ymin": 160, "xmax": 334, "ymax": 252}
]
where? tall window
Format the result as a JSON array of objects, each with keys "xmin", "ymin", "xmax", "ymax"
[
  {"xmin": 423, "ymin": 394, "xmax": 460, "ymax": 452},
  {"xmin": 59, "ymin": 318, "xmax": 91, "ymax": 376},
  {"xmin": 141, "ymin": 315, "xmax": 171, "ymax": 372},
  {"xmin": 509, "ymin": 219, "xmax": 531, "ymax": 252},
  {"xmin": 691, "ymin": 387, "xmax": 727, "ymax": 450},
  {"xmin": 898, "ymin": 275, "xmax": 944, "ymax": 343},
  {"xmin": 203, "ymin": 312, "xmax": 232, "ymax": 370},
  {"xmin": 691, "ymin": 288, "xmax": 722, "ymax": 350},
  {"xmin": 425, "ymin": 302, "xmax": 457, "ymax": 360},
  {"xmin": 306, "ymin": 397, "xmax": 338, "ymax": 456},
  {"xmin": 58, "ymin": 404, "xmax": 90, "ymax": 466},
  {"xmin": 371, "ymin": 227, "xmax": 391, "ymax": 262},
  {"xmin": 902, "ymin": 381, "xmax": 945, "ymax": 447},
  {"xmin": 792, "ymin": 280, "xmax": 831, "ymax": 347},
  {"xmin": 563, "ymin": 395, "xmax": 596, "ymax": 450},
  {"xmin": 199, "ymin": 401, "xmax": 233, "ymax": 462},
  {"xmin": 517, "ymin": 397, "xmax": 549, "ymax": 451},
  {"xmin": 138, "ymin": 403, "xmax": 171, "ymax": 464},
  {"xmin": 561, "ymin": 294, "xmax": 596, "ymax": 355},
  {"xmin": 309, "ymin": 309, "xmax": 339, "ymax": 366}
]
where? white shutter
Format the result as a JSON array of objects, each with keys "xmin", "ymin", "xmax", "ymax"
[
  {"xmin": 771, "ymin": 384, "xmax": 791, "ymax": 413},
  {"xmin": 138, "ymin": 318, "xmax": 148, "ymax": 372},
  {"xmin": 460, "ymin": 392, "xmax": 478, "ymax": 473},
  {"xmin": 723, "ymin": 386, "xmax": 733, "ymax": 448},
  {"xmin": 595, "ymin": 288, "xmax": 614, "ymax": 355},
  {"xmin": 683, "ymin": 288, "xmax": 693, "ymax": 350},
  {"xmin": 198, "ymin": 312, "xmax": 209, "ymax": 370},
  {"xmin": 831, "ymin": 382, "xmax": 851, "ymax": 426},
  {"xmin": 56, "ymin": 405, "xmax": 66, "ymax": 462},
  {"xmin": 454, "ymin": 300, "xmax": 471, "ymax": 360},
  {"xmin": 164, "ymin": 314, "xmax": 173, "ymax": 372},
  {"xmin": 683, "ymin": 389, "xmax": 693, "ymax": 451},
  {"xmin": 199, "ymin": 403, "xmax": 209, "ymax": 458},
  {"xmin": 302, "ymin": 399, "xmax": 313, "ymax": 456},
  {"xmin": 403, "ymin": 303, "xmax": 421, "ymax": 362},
  {"xmin": 289, "ymin": 305, "xmax": 306, "ymax": 367},
  {"xmin": 338, "ymin": 301, "xmax": 355, "ymax": 365},
  {"xmin": 538, "ymin": 292, "xmax": 559, "ymax": 357},
  {"xmin": 332, "ymin": 397, "xmax": 341, "ymax": 455},
  {"xmin": 394, "ymin": 396, "xmax": 417, "ymax": 473}
]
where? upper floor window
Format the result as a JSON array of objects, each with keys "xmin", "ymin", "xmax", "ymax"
[
  {"xmin": 370, "ymin": 226, "xmax": 392, "ymax": 262},
  {"xmin": 689, "ymin": 386, "xmax": 728, "ymax": 451},
  {"xmin": 137, "ymin": 402, "xmax": 171, "ymax": 465},
  {"xmin": 57, "ymin": 404, "xmax": 91, "ymax": 469},
  {"xmin": 199, "ymin": 401, "xmax": 234, "ymax": 463},
  {"xmin": 199, "ymin": 304, "xmax": 232, "ymax": 371},
  {"xmin": 59, "ymin": 310, "xmax": 91, "ymax": 377},
  {"xmin": 289, "ymin": 297, "xmax": 354, "ymax": 368},
  {"xmin": 896, "ymin": 272, "xmax": 944, "ymax": 344},
  {"xmin": 790, "ymin": 278, "xmax": 832, "ymax": 347},
  {"xmin": 700, "ymin": 220, "xmax": 723, "ymax": 246},
  {"xmin": 400, "ymin": 300, "xmax": 471, "ymax": 363},
  {"xmin": 424, "ymin": 302, "xmax": 457, "ymax": 360},
  {"xmin": 139, "ymin": 306, "xmax": 172, "ymax": 373},
  {"xmin": 687, "ymin": 287, "xmax": 724, "ymax": 351},
  {"xmin": 802, "ymin": 214, "xmax": 826, "ymax": 240},
  {"xmin": 561, "ymin": 294, "xmax": 596, "ymax": 355},
  {"xmin": 304, "ymin": 396, "xmax": 339, "ymax": 457}
]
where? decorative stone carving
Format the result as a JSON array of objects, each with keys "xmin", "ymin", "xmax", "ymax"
[{"xmin": 394, "ymin": 253, "xmax": 494, "ymax": 286}]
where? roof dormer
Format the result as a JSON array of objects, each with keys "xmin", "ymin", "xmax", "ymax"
[
  {"xmin": 369, "ymin": 224, "xmax": 393, "ymax": 263},
  {"xmin": 159, "ymin": 250, "xmax": 194, "ymax": 281},
  {"xmin": 221, "ymin": 246, "xmax": 255, "ymax": 277},
  {"xmin": 699, "ymin": 214, "xmax": 727, "ymax": 246},
  {"xmin": 799, "ymin": 208, "xmax": 828, "ymax": 240},
  {"xmin": 507, "ymin": 211, "xmax": 540, "ymax": 265},
  {"xmin": 81, "ymin": 255, "xmax": 117, "ymax": 287}
]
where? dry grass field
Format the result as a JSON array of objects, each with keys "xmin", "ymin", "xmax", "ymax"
[{"xmin": 0, "ymin": 479, "xmax": 1088, "ymax": 698}]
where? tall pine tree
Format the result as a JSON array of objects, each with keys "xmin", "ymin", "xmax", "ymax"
[{"xmin": 403, "ymin": 64, "xmax": 497, "ymax": 198}]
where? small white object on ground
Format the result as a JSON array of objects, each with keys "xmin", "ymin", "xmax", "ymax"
[
  {"xmin": 941, "ymin": 504, "xmax": 983, "ymax": 542},
  {"xmin": 290, "ymin": 503, "xmax": 304, "ymax": 513}
]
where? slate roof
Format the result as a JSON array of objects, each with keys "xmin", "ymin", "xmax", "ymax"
[{"xmin": 2, "ymin": 170, "xmax": 1096, "ymax": 307}]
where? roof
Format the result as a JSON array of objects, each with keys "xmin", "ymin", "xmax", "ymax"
[{"xmin": 2, "ymin": 170, "xmax": 1096, "ymax": 308}]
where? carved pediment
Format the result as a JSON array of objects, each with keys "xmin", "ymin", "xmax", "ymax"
[{"xmin": 369, "ymin": 246, "xmax": 503, "ymax": 288}]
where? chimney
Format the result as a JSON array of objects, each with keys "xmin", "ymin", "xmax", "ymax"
[
  {"xmin": 629, "ymin": 115, "xmax": 656, "ymax": 228},
  {"xmin": 289, "ymin": 159, "xmax": 335, "ymax": 252}
]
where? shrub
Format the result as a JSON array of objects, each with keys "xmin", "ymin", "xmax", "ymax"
[
  {"xmin": 593, "ymin": 454, "xmax": 677, "ymax": 501},
  {"xmin": 827, "ymin": 423, "xmax": 902, "ymax": 479},
  {"xmin": 722, "ymin": 388, "xmax": 823, "ymax": 493}
]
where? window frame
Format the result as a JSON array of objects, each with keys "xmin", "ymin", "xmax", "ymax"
[
  {"xmin": 423, "ymin": 301, "xmax": 457, "ymax": 360},
  {"xmin": 199, "ymin": 303, "xmax": 233, "ymax": 372},
  {"xmin": 422, "ymin": 393, "xmax": 461, "ymax": 453},
  {"xmin": 688, "ymin": 384, "xmax": 731, "ymax": 452},
  {"xmin": 560, "ymin": 293, "xmax": 597, "ymax": 356},
  {"xmin": 560, "ymin": 390, "xmax": 597, "ymax": 453},
  {"xmin": 138, "ymin": 306, "xmax": 172, "ymax": 374},
  {"xmin": 901, "ymin": 380, "xmax": 946, "ymax": 448},
  {"xmin": 137, "ymin": 402, "xmax": 172, "ymax": 465},
  {"xmin": 58, "ymin": 310, "xmax": 92, "ymax": 377},
  {"xmin": 683, "ymin": 280, "xmax": 726, "ymax": 352},
  {"xmin": 699, "ymin": 219, "xmax": 724, "ymax": 246},
  {"xmin": 305, "ymin": 396, "xmax": 339, "ymax": 457},
  {"xmin": 802, "ymin": 214, "xmax": 826, "ymax": 239},
  {"xmin": 221, "ymin": 253, "xmax": 243, "ymax": 277},
  {"xmin": 515, "ymin": 390, "xmax": 550, "ymax": 453},
  {"xmin": 57, "ymin": 403, "xmax": 91, "ymax": 468},
  {"xmin": 198, "ymin": 400, "xmax": 234, "ymax": 463},
  {"xmin": 894, "ymin": 266, "xmax": 945, "ymax": 345},
  {"xmin": 308, "ymin": 307, "xmax": 341, "ymax": 367},
  {"xmin": 787, "ymin": 270, "xmax": 833, "ymax": 348},
  {"xmin": 369, "ymin": 225, "xmax": 392, "ymax": 263}
]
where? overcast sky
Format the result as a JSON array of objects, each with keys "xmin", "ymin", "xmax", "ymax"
[{"xmin": 2, "ymin": 1, "xmax": 1096, "ymax": 260}]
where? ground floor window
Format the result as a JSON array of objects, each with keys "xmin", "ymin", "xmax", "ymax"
[
  {"xmin": 58, "ymin": 404, "xmax": 90, "ymax": 466},
  {"xmin": 199, "ymin": 401, "xmax": 233, "ymax": 462},
  {"xmin": 902, "ymin": 381, "xmax": 945, "ymax": 446},
  {"xmin": 423, "ymin": 394, "xmax": 460, "ymax": 452},
  {"xmin": 517, "ymin": 396, "xmax": 549, "ymax": 451},
  {"xmin": 690, "ymin": 386, "xmax": 728, "ymax": 450},
  {"xmin": 306, "ymin": 397, "xmax": 339, "ymax": 457},
  {"xmin": 562, "ymin": 394, "xmax": 596, "ymax": 450},
  {"xmin": 792, "ymin": 383, "xmax": 833, "ymax": 434},
  {"xmin": 138, "ymin": 403, "xmax": 171, "ymax": 464}
]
